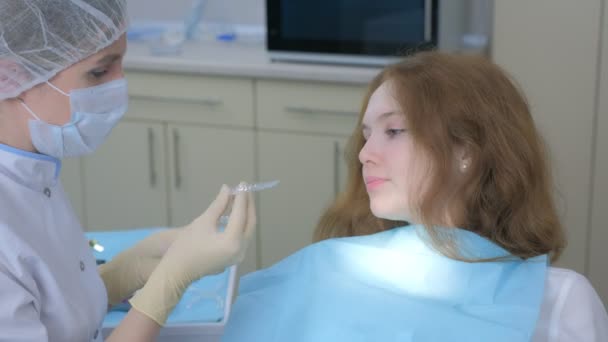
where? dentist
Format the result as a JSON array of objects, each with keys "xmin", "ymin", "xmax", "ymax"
[{"xmin": 0, "ymin": 1, "xmax": 256, "ymax": 341}]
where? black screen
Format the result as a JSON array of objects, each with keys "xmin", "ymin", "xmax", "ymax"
[{"xmin": 267, "ymin": 0, "xmax": 437, "ymax": 56}]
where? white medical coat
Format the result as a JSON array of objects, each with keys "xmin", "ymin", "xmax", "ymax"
[{"xmin": 0, "ymin": 144, "xmax": 107, "ymax": 341}]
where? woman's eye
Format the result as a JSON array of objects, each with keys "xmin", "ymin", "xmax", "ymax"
[
  {"xmin": 90, "ymin": 69, "xmax": 108, "ymax": 79},
  {"xmin": 386, "ymin": 128, "xmax": 406, "ymax": 137}
]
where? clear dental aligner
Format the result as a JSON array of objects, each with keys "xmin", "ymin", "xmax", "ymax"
[
  {"xmin": 219, "ymin": 180, "xmax": 280, "ymax": 225},
  {"xmin": 229, "ymin": 180, "xmax": 280, "ymax": 195}
]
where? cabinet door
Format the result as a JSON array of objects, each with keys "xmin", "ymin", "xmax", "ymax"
[
  {"xmin": 167, "ymin": 124, "xmax": 256, "ymax": 274},
  {"xmin": 258, "ymin": 132, "xmax": 347, "ymax": 268},
  {"xmin": 60, "ymin": 158, "xmax": 85, "ymax": 223},
  {"xmin": 337, "ymin": 139, "xmax": 350, "ymax": 193},
  {"xmin": 82, "ymin": 121, "xmax": 168, "ymax": 231}
]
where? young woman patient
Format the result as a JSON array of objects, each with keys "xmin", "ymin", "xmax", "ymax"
[{"xmin": 221, "ymin": 51, "xmax": 608, "ymax": 342}]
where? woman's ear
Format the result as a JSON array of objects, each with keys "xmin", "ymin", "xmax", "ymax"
[{"xmin": 455, "ymin": 145, "xmax": 473, "ymax": 173}]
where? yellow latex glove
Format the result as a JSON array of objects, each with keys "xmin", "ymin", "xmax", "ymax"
[
  {"xmin": 129, "ymin": 184, "xmax": 256, "ymax": 326},
  {"xmin": 98, "ymin": 228, "xmax": 181, "ymax": 305}
]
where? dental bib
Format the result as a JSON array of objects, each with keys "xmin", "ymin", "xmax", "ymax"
[{"xmin": 223, "ymin": 225, "xmax": 547, "ymax": 342}]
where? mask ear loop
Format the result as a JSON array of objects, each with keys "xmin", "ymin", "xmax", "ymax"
[
  {"xmin": 18, "ymin": 81, "xmax": 70, "ymax": 121},
  {"xmin": 19, "ymin": 99, "xmax": 42, "ymax": 121},
  {"xmin": 45, "ymin": 81, "xmax": 69, "ymax": 96}
]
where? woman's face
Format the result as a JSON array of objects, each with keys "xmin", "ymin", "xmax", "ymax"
[
  {"xmin": 0, "ymin": 34, "xmax": 128, "ymax": 153},
  {"xmin": 19, "ymin": 34, "xmax": 127, "ymax": 127},
  {"xmin": 359, "ymin": 81, "xmax": 430, "ymax": 223}
]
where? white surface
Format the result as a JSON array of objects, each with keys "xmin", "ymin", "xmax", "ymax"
[
  {"xmin": 127, "ymin": 0, "xmax": 264, "ymax": 26},
  {"xmin": 124, "ymin": 41, "xmax": 381, "ymax": 85},
  {"xmin": 534, "ymin": 267, "xmax": 608, "ymax": 341}
]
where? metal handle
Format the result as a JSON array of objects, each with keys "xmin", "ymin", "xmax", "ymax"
[
  {"xmin": 334, "ymin": 141, "xmax": 340, "ymax": 197},
  {"xmin": 132, "ymin": 94, "xmax": 223, "ymax": 107},
  {"xmin": 173, "ymin": 129, "xmax": 182, "ymax": 189},
  {"xmin": 285, "ymin": 106, "xmax": 358, "ymax": 117},
  {"xmin": 424, "ymin": 0, "xmax": 432, "ymax": 41},
  {"xmin": 147, "ymin": 128, "xmax": 157, "ymax": 187}
]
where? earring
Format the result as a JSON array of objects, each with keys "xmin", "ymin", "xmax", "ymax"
[{"xmin": 460, "ymin": 162, "xmax": 469, "ymax": 172}]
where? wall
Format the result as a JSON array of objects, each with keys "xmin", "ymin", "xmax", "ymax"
[
  {"xmin": 493, "ymin": 0, "xmax": 603, "ymax": 291},
  {"xmin": 590, "ymin": 0, "xmax": 608, "ymax": 306},
  {"xmin": 126, "ymin": 0, "xmax": 484, "ymax": 50},
  {"xmin": 127, "ymin": 0, "xmax": 265, "ymax": 26}
]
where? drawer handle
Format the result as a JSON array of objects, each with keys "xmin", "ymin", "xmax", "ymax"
[
  {"xmin": 131, "ymin": 94, "xmax": 223, "ymax": 107},
  {"xmin": 284, "ymin": 106, "xmax": 358, "ymax": 117},
  {"xmin": 147, "ymin": 128, "xmax": 157, "ymax": 187},
  {"xmin": 173, "ymin": 129, "xmax": 182, "ymax": 189},
  {"xmin": 334, "ymin": 141, "xmax": 340, "ymax": 197}
]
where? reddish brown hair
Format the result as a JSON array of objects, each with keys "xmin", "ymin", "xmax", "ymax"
[{"xmin": 314, "ymin": 51, "xmax": 566, "ymax": 262}]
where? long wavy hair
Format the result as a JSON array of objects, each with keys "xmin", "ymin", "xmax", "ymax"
[{"xmin": 314, "ymin": 51, "xmax": 566, "ymax": 262}]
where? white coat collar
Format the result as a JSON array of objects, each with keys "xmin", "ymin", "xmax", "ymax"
[{"xmin": 0, "ymin": 143, "xmax": 61, "ymax": 191}]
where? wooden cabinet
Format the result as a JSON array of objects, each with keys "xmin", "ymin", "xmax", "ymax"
[
  {"xmin": 257, "ymin": 132, "xmax": 348, "ymax": 268},
  {"xmin": 82, "ymin": 121, "xmax": 168, "ymax": 231},
  {"xmin": 256, "ymin": 79, "xmax": 364, "ymax": 136},
  {"xmin": 61, "ymin": 72, "xmax": 361, "ymax": 276},
  {"xmin": 167, "ymin": 124, "xmax": 256, "ymax": 275}
]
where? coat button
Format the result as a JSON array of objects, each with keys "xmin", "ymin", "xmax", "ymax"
[
  {"xmin": 80, "ymin": 261, "xmax": 85, "ymax": 271},
  {"xmin": 43, "ymin": 188, "xmax": 51, "ymax": 198}
]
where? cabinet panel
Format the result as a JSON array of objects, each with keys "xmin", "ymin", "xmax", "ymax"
[
  {"xmin": 126, "ymin": 71, "xmax": 254, "ymax": 127},
  {"xmin": 337, "ymin": 139, "xmax": 350, "ymax": 193},
  {"xmin": 258, "ymin": 132, "xmax": 346, "ymax": 268},
  {"xmin": 167, "ymin": 124, "xmax": 256, "ymax": 274},
  {"xmin": 83, "ymin": 121, "xmax": 168, "ymax": 231},
  {"xmin": 257, "ymin": 80, "xmax": 365, "ymax": 135}
]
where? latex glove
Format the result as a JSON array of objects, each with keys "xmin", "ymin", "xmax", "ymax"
[
  {"xmin": 129, "ymin": 184, "xmax": 256, "ymax": 326},
  {"xmin": 99, "ymin": 228, "xmax": 181, "ymax": 305}
]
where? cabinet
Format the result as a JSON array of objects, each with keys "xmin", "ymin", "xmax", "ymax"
[
  {"xmin": 166, "ymin": 124, "xmax": 255, "ymax": 228},
  {"xmin": 71, "ymin": 72, "xmax": 259, "ymax": 274},
  {"xmin": 258, "ymin": 132, "xmax": 348, "ymax": 267},
  {"xmin": 60, "ymin": 71, "xmax": 362, "ymax": 275},
  {"xmin": 82, "ymin": 121, "xmax": 168, "ymax": 231},
  {"xmin": 255, "ymin": 79, "xmax": 362, "ymax": 267}
]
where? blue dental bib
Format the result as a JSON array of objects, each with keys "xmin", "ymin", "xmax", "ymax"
[{"xmin": 223, "ymin": 225, "xmax": 547, "ymax": 342}]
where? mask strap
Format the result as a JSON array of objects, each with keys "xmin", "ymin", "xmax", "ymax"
[
  {"xmin": 45, "ymin": 81, "xmax": 69, "ymax": 96},
  {"xmin": 19, "ymin": 99, "xmax": 42, "ymax": 121}
]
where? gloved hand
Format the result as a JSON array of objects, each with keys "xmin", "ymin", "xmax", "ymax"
[
  {"xmin": 98, "ymin": 228, "xmax": 181, "ymax": 305},
  {"xmin": 129, "ymin": 183, "xmax": 256, "ymax": 326}
]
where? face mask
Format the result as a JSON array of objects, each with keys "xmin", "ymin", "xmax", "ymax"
[{"xmin": 20, "ymin": 78, "xmax": 128, "ymax": 158}]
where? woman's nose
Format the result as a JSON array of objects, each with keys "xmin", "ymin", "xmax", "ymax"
[{"xmin": 359, "ymin": 139, "xmax": 377, "ymax": 165}]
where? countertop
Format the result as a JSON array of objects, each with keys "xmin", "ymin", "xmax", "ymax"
[{"xmin": 124, "ymin": 40, "xmax": 381, "ymax": 85}]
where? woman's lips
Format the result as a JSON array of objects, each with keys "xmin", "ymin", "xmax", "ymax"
[{"xmin": 365, "ymin": 177, "xmax": 387, "ymax": 190}]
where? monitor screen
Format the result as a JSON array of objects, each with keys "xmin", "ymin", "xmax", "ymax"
[{"xmin": 267, "ymin": 0, "xmax": 437, "ymax": 56}]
